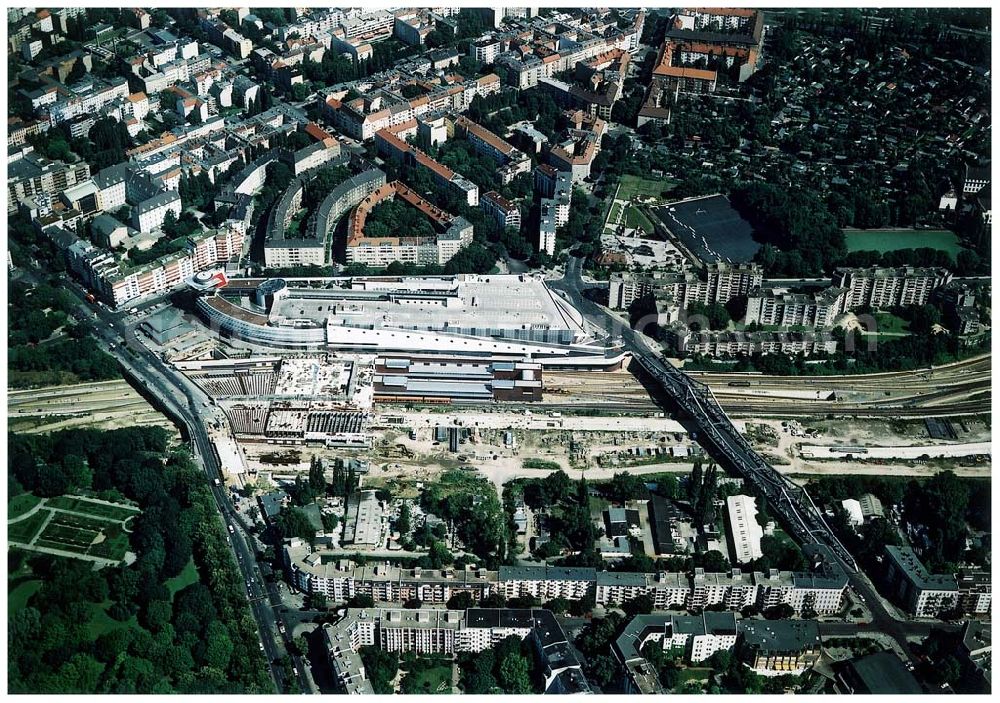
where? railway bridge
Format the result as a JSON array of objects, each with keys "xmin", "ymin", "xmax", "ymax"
[
  {"xmin": 549, "ymin": 256, "xmax": 858, "ymax": 571},
  {"xmin": 632, "ymin": 351, "xmax": 858, "ymax": 571}
]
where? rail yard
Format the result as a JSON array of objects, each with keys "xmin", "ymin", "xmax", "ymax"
[
  {"xmin": 7, "ymin": 379, "xmax": 179, "ymax": 435},
  {"xmin": 543, "ymin": 354, "xmax": 991, "ymax": 418}
]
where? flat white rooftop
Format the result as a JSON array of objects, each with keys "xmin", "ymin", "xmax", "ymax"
[{"xmin": 266, "ymin": 274, "xmax": 587, "ymax": 344}]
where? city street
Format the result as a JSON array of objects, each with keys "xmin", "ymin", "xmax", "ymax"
[{"xmin": 57, "ymin": 279, "xmax": 312, "ymax": 694}]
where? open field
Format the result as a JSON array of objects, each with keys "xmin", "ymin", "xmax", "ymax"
[
  {"xmin": 844, "ymin": 229, "xmax": 965, "ymax": 256},
  {"xmin": 7, "ymin": 379, "xmax": 179, "ymax": 436},
  {"xmin": 9, "ymin": 579, "xmax": 42, "ymax": 613}
]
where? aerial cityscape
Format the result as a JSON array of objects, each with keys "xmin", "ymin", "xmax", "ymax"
[{"xmin": 5, "ymin": 5, "xmax": 991, "ymax": 696}]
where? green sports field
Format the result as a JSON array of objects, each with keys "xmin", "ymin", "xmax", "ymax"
[
  {"xmin": 617, "ymin": 174, "xmax": 672, "ymax": 201},
  {"xmin": 844, "ymin": 229, "xmax": 965, "ymax": 256}
]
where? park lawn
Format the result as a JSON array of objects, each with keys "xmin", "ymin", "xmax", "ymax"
[
  {"xmin": 9, "ymin": 579, "xmax": 42, "ymax": 613},
  {"xmin": 11, "ymin": 584, "xmax": 138, "ymax": 639},
  {"xmin": 624, "ymin": 205, "xmax": 656, "ymax": 233},
  {"xmin": 588, "ymin": 495, "xmax": 611, "ymax": 520},
  {"xmin": 677, "ymin": 667, "xmax": 712, "ymax": 684},
  {"xmin": 434, "ymin": 468, "xmax": 493, "ymax": 500},
  {"xmin": 617, "ymin": 174, "xmax": 671, "ymax": 201},
  {"xmin": 401, "ymin": 662, "xmax": 452, "ymax": 694},
  {"xmin": 9, "ymin": 493, "xmax": 42, "ymax": 519},
  {"xmin": 872, "ymin": 312, "xmax": 911, "ymax": 336},
  {"xmin": 166, "ymin": 558, "xmax": 201, "ymax": 600},
  {"xmin": 84, "ymin": 600, "xmax": 140, "ymax": 640},
  {"xmin": 46, "ymin": 495, "xmax": 139, "ymax": 521},
  {"xmin": 285, "ymin": 208, "xmax": 309, "ymax": 238},
  {"xmin": 606, "ymin": 202, "xmax": 624, "ymax": 226},
  {"xmin": 844, "ymin": 229, "xmax": 964, "ymax": 257},
  {"xmin": 9, "ymin": 509, "xmax": 50, "ymax": 544}
]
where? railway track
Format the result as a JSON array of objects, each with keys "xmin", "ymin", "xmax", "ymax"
[
  {"xmin": 718, "ymin": 400, "xmax": 991, "ymax": 418},
  {"xmin": 688, "ymin": 354, "xmax": 991, "ymax": 390}
]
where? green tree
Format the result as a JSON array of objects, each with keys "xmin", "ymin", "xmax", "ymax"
[
  {"xmin": 307, "ymin": 593, "xmax": 327, "ymax": 610},
  {"xmin": 497, "ymin": 652, "xmax": 533, "ymax": 694},
  {"xmin": 587, "ymin": 653, "xmax": 620, "ymax": 688},
  {"xmin": 699, "ymin": 550, "xmax": 729, "ymax": 573},
  {"xmin": 308, "ymin": 457, "xmax": 326, "ymax": 494},
  {"xmin": 606, "ymin": 472, "xmax": 647, "ymax": 503},
  {"xmin": 347, "ymin": 594, "xmax": 375, "ymax": 608},
  {"xmin": 623, "ymin": 594, "xmax": 655, "ymax": 618},
  {"xmin": 274, "ymin": 507, "xmax": 317, "ymax": 543},
  {"xmin": 687, "ymin": 461, "xmax": 703, "ymax": 505},
  {"xmin": 446, "ymin": 591, "xmax": 476, "ymax": 610},
  {"xmin": 396, "ymin": 501, "xmax": 412, "ymax": 536}
]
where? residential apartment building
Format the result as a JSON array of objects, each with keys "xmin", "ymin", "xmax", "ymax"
[
  {"xmin": 44, "ymin": 77, "xmax": 130, "ymax": 125},
  {"xmin": 833, "ymin": 266, "xmax": 953, "ymax": 309},
  {"xmin": 7, "ymin": 151, "xmax": 91, "ymax": 213},
  {"xmin": 618, "ymin": 614, "xmax": 822, "ymax": 692},
  {"xmin": 375, "ymin": 123, "xmax": 479, "ymax": 206},
  {"xmin": 7, "ymin": 117, "xmax": 49, "ymax": 148},
  {"xmin": 452, "ymin": 115, "xmax": 531, "ymax": 184},
  {"xmin": 469, "ymin": 37, "xmax": 504, "ymax": 64},
  {"xmin": 547, "ymin": 111, "xmax": 607, "ymax": 183},
  {"xmin": 324, "ymin": 608, "xmax": 590, "ymax": 694},
  {"xmin": 536, "ymin": 165, "xmax": 573, "ymax": 256},
  {"xmin": 286, "ymin": 539, "xmax": 845, "ymax": 617},
  {"xmin": 665, "ymin": 326, "xmax": 839, "ymax": 357},
  {"xmin": 597, "ymin": 571, "xmax": 693, "ymax": 611},
  {"xmin": 481, "ymin": 191, "xmax": 521, "ymax": 230},
  {"xmin": 737, "ymin": 619, "xmax": 822, "ymax": 674},
  {"xmin": 54, "ymin": 223, "xmax": 245, "ymax": 307},
  {"xmin": 667, "ymin": 613, "xmax": 739, "ymax": 662},
  {"xmin": 324, "ymin": 75, "xmax": 499, "ymax": 142},
  {"xmin": 744, "ymin": 287, "xmax": 848, "ymax": 328},
  {"xmin": 285, "ymin": 539, "xmax": 497, "ymax": 603},
  {"xmin": 495, "ymin": 13, "xmax": 644, "ymax": 90},
  {"xmin": 963, "ymin": 161, "xmax": 990, "ymax": 195},
  {"xmin": 264, "ymin": 179, "xmax": 320, "ymax": 268},
  {"xmin": 609, "ymin": 263, "xmax": 764, "ymax": 311},
  {"xmin": 201, "ymin": 18, "xmax": 254, "ymax": 59},
  {"xmin": 497, "ymin": 565, "xmax": 596, "ymax": 601},
  {"xmin": 344, "ymin": 180, "xmax": 474, "ymax": 267},
  {"xmin": 884, "ymin": 545, "xmax": 959, "ymax": 617},
  {"xmin": 132, "ymin": 191, "xmax": 182, "ymax": 233},
  {"xmin": 956, "ymin": 571, "xmax": 991, "ymax": 616}
]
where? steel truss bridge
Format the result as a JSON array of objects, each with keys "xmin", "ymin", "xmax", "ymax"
[{"xmin": 632, "ymin": 350, "xmax": 858, "ymax": 572}]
